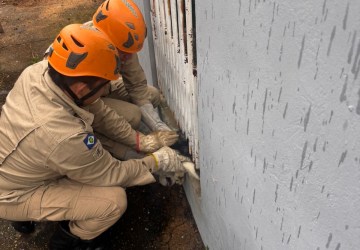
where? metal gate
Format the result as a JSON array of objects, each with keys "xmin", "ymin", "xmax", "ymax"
[{"xmin": 150, "ymin": 0, "xmax": 198, "ymax": 167}]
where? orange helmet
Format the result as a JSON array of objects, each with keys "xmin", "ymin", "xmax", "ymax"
[
  {"xmin": 48, "ymin": 23, "xmax": 120, "ymax": 80},
  {"xmin": 93, "ymin": 0, "xmax": 147, "ymax": 53}
]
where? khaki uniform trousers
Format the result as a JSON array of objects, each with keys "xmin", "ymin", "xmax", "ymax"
[
  {"xmin": 0, "ymin": 178, "xmax": 127, "ymax": 240},
  {"xmin": 99, "ymin": 85, "xmax": 160, "ymax": 160},
  {"xmin": 102, "ymin": 85, "xmax": 160, "ymax": 129}
]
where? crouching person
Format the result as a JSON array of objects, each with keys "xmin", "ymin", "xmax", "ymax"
[{"xmin": 0, "ymin": 24, "xmax": 188, "ymax": 249}]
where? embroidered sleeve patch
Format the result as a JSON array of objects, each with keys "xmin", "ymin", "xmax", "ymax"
[{"xmin": 83, "ymin": 133, "xmax": 97, "ymax": 150}]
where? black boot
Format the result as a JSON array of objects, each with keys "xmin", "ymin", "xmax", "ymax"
[
  {"xmin": 49, "ymin": 221, "xmax": 108, "ymax": 250},
  {"xmin": 49, "ymin": 221, "xmax": 80, "ymax": 250},
  {"xmin": 11, "ymin": 221, "xmax": 35, "ymax": 234}
]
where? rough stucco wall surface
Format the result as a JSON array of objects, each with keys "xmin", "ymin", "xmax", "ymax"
[{"xmin": 193, "ymin": 0, "xmax": 360, "ymax": 249}]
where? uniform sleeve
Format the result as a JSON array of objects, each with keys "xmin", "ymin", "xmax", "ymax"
[
  {"xmin": 46, "ymin": 132, "xmax": 156, "ymax": 187},
  {"xmin": 87, "ymin": 98, "xmax": 137, "ymax": 148},
  {"xmin": 121, "ymin": 53, "xmax": 151, "ymax": 106}
]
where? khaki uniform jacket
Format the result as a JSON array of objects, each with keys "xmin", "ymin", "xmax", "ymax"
[
  {"xmin": 0, "ymin": 61, "xmax": 156, "ymax": 204},
  {"xmin": 118, "ymin": 52, "xmax": 149, "ymax": 106},
  {"xmin": 104, "ymin": 52, "xmax": 150, "ymax": 106}
]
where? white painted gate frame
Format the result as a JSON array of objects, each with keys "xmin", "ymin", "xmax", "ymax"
[{"xmin": 150, "ymin": 0, "xmax": 199, "ymax": 167}]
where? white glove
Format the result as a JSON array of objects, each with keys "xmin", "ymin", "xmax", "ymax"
[
  {"xmin": 140, "ymin": 103, "xmax": 172, "ymax": 131},
  {"xmin": 150, "ymin": 146, "xmax": 188, "ymax": 173},
  {"xmin": 138, "ymin": 131, "xmax": 179, "ymax": 153}
]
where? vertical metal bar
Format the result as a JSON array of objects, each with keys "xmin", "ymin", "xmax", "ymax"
[{"xmin": 185, "ymin": 0, "xmax": 198, "ymax": 161}]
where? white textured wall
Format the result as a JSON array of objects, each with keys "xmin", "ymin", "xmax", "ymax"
[{"xmin": 186, "ymin": 0, "xmax": 360, "ymax": 249}]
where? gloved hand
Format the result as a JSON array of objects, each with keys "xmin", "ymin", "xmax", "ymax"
[
  {"xmin": 149, "ymin": 146, "xmax": 189, "ymax": 174},
  {"xmin": 140, "ymin": 103, "xmax": 172, "ymax": 131},
  {"xmin": 138, "ymin": 131, "xmax": 179, "ymax": 153}
]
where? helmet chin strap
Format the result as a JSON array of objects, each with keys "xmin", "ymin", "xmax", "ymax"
[{"xmin": 59, "ymin": 80, "xmax": 110, "ymax": 106}]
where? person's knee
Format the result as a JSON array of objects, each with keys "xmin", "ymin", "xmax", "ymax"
[
  {"xmin": 112, "ymin": 187, "xmax": 128, "ymax": 216},
  {"xmin": 147, "ymin": 86, "xmax": 161, "ymax": 107},
  {"xmin": 113, "ymin": 104, "xmax": 141, "ymax": 129},
  {"xmin": 101, "ymin": 97, "xmax": 141, "ymax": 128},
  {"xmin": 102, "ymin": 187, "xmax": 127, "ymax": 219},
  {"xmin": 129, "ymin": 106, "xmax": 141, "ymax": 129}
]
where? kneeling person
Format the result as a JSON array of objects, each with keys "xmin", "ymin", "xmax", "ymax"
[{"xmin": 0, "ymin": 24, "xmax": 188, "ymax": 249}]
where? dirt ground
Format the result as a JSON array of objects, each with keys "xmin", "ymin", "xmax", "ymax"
[{"xmin": 0, "ymin": 0, "xmax": 204, "ymax": 249}]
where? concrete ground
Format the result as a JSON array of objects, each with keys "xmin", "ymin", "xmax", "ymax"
[{"xmin": 0, "ymin": 0, "xmax": 204, "ymax": 249}]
